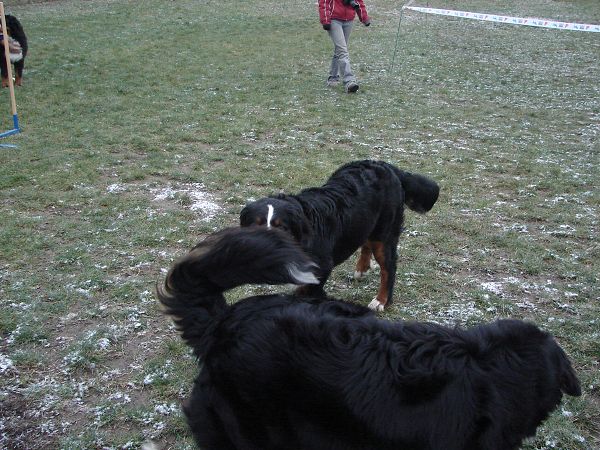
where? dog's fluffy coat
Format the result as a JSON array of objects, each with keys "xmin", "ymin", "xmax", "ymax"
[
  {"xmin": 158, "ymin": 227, "xmax": 581, "ymax": 450},
  {"xmin": 240, "ymin": 160, "xmax": 440, "ymax": 311},
  {"xmin": 1, "ymin": 14, "xmax": 27, "ymax": 87}
]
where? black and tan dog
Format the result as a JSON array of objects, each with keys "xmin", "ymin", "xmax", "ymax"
[
  {"xmin": 1, "ymin": 14, "xmax": 27, "ymax": 87},
  {"xmin": 158, "ymin": 227, "xmax": 581, "ymax": 450},
  {"xmin": 240, "ymin": 160, "xmax": 439, "ymax": 311}
]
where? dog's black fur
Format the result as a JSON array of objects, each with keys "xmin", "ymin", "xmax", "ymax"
[
  {"xmin": 240, "ymin": 160, "xmax": 439, "ymax": 311},
  {"xmin": 1, "ymin": 14, "xmax": 27, "ymax": 87},
  {"xmin": 158, "ymin": 227, "xmax": 581, "ymax": 450}
]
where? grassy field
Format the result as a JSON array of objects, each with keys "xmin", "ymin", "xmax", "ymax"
[{"xmin": 0, "ymin": 0, "xmax": 598, "ymax": 448}]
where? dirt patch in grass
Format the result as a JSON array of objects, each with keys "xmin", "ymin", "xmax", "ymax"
[{"xmin": 0, "ymin": 392, "xmax": 59, "ymax": 449}]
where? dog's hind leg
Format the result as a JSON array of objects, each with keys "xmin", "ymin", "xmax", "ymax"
[
  {"xmin": 367, "ymin": 240, "xmax": 397, "ymax": 311},
  {"xmin": 354, "ymin": 242, "xmax": 372, "ymax": 279},
  {"xmin": 14, "ymin": 59, "xmax": 24, "ymax": 86}
]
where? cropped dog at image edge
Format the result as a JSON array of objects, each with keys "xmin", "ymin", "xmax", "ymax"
[
  {"xmin": 157, "ymin": 227, "xmax": 581, "ymax": 450},
  {"xmin": 1, "ymin": 14, "xmax": 27, "ymax": 87}
]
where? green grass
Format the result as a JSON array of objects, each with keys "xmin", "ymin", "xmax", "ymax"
[{"xmin": 1, "ymin": 0, "xmax": 598, "ymax": 448}]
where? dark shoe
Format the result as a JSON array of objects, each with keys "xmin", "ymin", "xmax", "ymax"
[{"xmin": 345, "ymin": 82, "xmax": 359, "ymax": 93}]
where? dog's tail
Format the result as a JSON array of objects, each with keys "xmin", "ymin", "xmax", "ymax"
[
  {"xmin": 394, "ymin": 168, "xmax": 440, "ymax": 213},
  {"xmin": 157, "ymin": 227, "xmax": 319, "ymax": 349}
]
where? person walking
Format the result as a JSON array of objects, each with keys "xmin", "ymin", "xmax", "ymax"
[{"xmin": 318, "ymin": 0, "xmax": 370, "ymax": 93}]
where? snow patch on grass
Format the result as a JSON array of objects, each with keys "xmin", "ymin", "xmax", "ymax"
[
  {"xmin": 0, "ymin": 354, "xmax": 15, "ymax": 374},
  {"xmin": 106, "ymin": 181, "xmax": 222, "ymax": 222},
  {"xmin": 150, "ymin": 183, "xmax": 221, "ymax": 221}
]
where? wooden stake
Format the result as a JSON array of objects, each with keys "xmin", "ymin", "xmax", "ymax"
[{"xmin": 0, "ymin": 2, "xmax": 18, "ymax": 117}]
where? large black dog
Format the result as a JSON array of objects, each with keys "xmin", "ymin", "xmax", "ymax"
[
  {"xmin": 240, "ymin": 160, "xmax": 440, "ymax": 311},
  {"xmin": 1, "ymin": 14, "xmax": 27, "ymax": 87},
  {"xmin": 158, "ymin": 227, "xmax": 581, "ymax": 450}
]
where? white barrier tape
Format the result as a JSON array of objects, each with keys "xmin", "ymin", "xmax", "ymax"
[{"xmin": 404, "ymin": 6, "xmax": 600, "ymax": 33}]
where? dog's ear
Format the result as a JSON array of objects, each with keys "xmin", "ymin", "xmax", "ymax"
[
  {"xmin": 552, "ymin": 342, "xmax": 581, "ymax": 397},
  {"xmin": 240, "ymin": 204, "xmax": 253, "ymax": 226},
  {"xmin": 240, "ymin": 203, "xmax": 262, "ymax": 227},
  {"xmin": 286, "ymin": 203, "xmax": 312, "ymax": 249}
]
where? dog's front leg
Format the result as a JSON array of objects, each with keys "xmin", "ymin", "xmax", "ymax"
[
  {"xmin": 367, "ymin": 241, "xmax": 397, "ymax": 312},
  {"xmin": 354, "ymin": 242, "xmax": 373, "ymax": 279}
]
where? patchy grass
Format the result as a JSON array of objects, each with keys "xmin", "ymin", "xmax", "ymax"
[{"xmin": 0, "ymin": 0, "xmax": 598, "ymax": 448}]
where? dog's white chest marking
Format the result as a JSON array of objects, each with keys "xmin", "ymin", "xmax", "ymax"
[{"xmin": 266, "ymin": 204, "xmax": 275, "ymax": 228}]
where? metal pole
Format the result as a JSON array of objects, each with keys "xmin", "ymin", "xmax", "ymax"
[
  {"xmin": 390, "ymin": 0, "xmax": 416, "ymax": 74},
  {"xmin": 389, "ymin": 6, "xmax": 405, "ymax": 73}
]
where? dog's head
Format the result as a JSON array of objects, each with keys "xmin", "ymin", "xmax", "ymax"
[
  {"xmin": 480, "ymin": 319, "xmax": 582, "ymax": 424},
  {"xmin": 4, "ymin": 15, "xmax": 23, "ymax": 37},
  {"xmin": 240, "ymin": 196, "xmax": 312, "ymax": 248}
]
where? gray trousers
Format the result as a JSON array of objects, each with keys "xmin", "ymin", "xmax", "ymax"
[{"xmin": 327, "ymin": 19, "xmax": 355, "ymax": 84}]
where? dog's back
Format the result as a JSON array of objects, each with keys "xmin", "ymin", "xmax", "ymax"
[{"xmin": 322, "ymin": 160, "xmax": 439, "ymax": 214}]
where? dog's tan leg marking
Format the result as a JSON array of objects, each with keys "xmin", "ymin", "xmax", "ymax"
[
  {"xmin": 15, "ymin": 76, "xmax": 21, "ymax": 86},
  {"xmin": 354, "ymin": 242, "xmax": 372, "ymax": 279},
  {"xmin": 1, "ymin": 77, "xmax": 8, "ymax": 88},
  {"xmin": 367, "ymin": 241, "xmax": 388, "ymax": 312}
]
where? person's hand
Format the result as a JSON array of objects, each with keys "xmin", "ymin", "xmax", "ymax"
[
  {"xmin": 322, "ymin": 23, "xmax": 331, "ymax": 30},
  {"xmin": 363, "ymin": 20, "xmax": 371, "ymax": 27}
]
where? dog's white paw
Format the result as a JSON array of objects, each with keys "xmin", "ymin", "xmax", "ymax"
[
  {"xmin": 368, "ymin": 298, "xmax": 385, "ymax": 312},
  {"xmin": 354, "ymin": 270, "xmax": 366, "ymax": 279}
]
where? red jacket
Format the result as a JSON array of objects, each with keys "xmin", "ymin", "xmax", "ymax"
[{"xmin": 318, "ymin": 0, "xmax": 370, "ymax": 25}]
